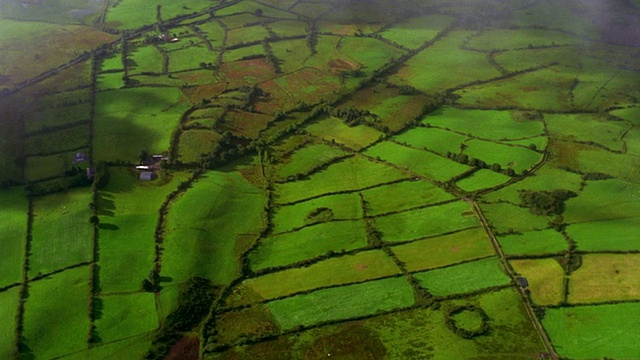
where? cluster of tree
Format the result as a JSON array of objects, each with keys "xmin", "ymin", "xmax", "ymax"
[
  {"xmin": 145, "ymin": 277, "xmax": 218, "ymax": 360},
  {"xmin": 519, "ymin": 189, "xmax": 577, "ymax": 216},
  {"xmin": 445, "ymin": 305, "xmax": 490, "ymax": 339},
  {"xmin": 306, "ymin": 21, "xmax": 318, "ymax": 54},
  {"xmin": 328, "ymin": 106, "xmax": 378, "ymax": 126},
  {"xmin": 445, "ymin": 151, "xmax": 518, "ymax": 176},
  {"xmin": 365, "ymin": 219, "xmax": 383, "ymax": 248},
  {"xmin": 238, "ymin": 84, "xmax": 264, "ymax": 110},
  {"xmin": 407, "ymin": 275, "xmax": 434, "ymax": 307},
  {"xmin": 262, "ymin": 39, "xmax": 282, "ymax": 74},
  {"xmin": 305, "ymin": 207, "xmax": 334, "ymax": 225},
  {"xmin": 196, "ymin": 131, "xmax": 251, "ymax": 169}
]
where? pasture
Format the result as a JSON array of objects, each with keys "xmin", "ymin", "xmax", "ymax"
[
  {"xmin": 265, "ymin": 276, "xmax": 414, "ymax": 330},
  {"xmin": 565, "ymin": 217, "xmax": 640, "ymax": 252},
  {"xmin": 481, "ymin": 202, "xmax": 549, "ymax": 234},
  {"xmin": 0, "ymin": 287, "xmax": 18, "ymax": 359},
  {"xmin": 568, "ymin": 254, "xmax": 640, "ymax": 304},
  {"xmin": 497, "ymin": 229, "xmax": 568, "ymax": 256},
  {"xmin": 95, "ymin": 293, "xmax": 159, "ymax": 343},
  {"xmin": 391, "ymin": 227, "xmax": 494, "ymax": 272},
  {"xmin": 29, "ymin": 188, "xmax": 93, "ymax": 278},
  {"xmin": 543, "ymin": 303, "xmax": 640, "ymax": 359},
  {"xmin": 463, "ymin": 139, "xmax": 543, "ymax": 174},
  {"xmin": 275, "ymin": 143, "xmax": 349, "ymax": 181},
  {"xmin": 248, "ymin": 220, "xmax": 368, "ymax": 271},
  {"xmin": 0, "ymin": 189, "xmax": 27, "ymax": 288},
  {"xmin": 374, "ymin": 201, "xmax": 480, "ymax": 243},
  {"xmin": 413, "ymin": 257, "xmax": 510, "ymax": 296},
  {"xmin": 177, "ymin": 130, "xmax": 222, "ymax": 163},
  {"xmin": 305, "ymin": 116, "xmax": 383, "ymax": 150},
  {"xmin": 395, "ymin": 127, "xmax": 468, "ymax": 156},
  {"xmin": 509, "ymin": 258, "xmax": 564, "ymax": 306},
  {"xmin": 361, "ymin": 179, "xmax": 454, "ymax": 216},
  {"xmin": 455, "ymin": 169, "xmax": 511, "ymax": 192},
  {"xmin": 380, "ymin": 15, "xmax": 453, "ymax": 49}
]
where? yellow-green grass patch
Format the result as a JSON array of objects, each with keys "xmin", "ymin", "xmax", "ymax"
[
  {"xmin": 337, "ymin": 36, "xmax": 406, "ymax": 76},
  {"xmin": 269, "ymin": 19, "xmax": 308, "ymax": 38},
  {"xmin": 222, "ymin": 44, "xmax": 265, "ymax": 63},
  {"xmin": 24, "ymin": 123, "xmax": 90, "ymax": 156},
  {"xmin": 273, "ymin": 156, "xmax": 408, "ymax": 204},
  {"xmin": 566, "ymin": 217, "xmax": 640, "ymax": 252},
  {"xmin": 456, "ymin": 169, "xmax": 511, "ymax": 192},
  {"xmin": 463, "ymin": 139, "xmax": 543, "ymax": 174},
  {"xmin": 510, "ymin": 258, "xmax": 564, "ymax": 306},
  {"xmin": 575, "ymin": 147, "xmax": 640, "ymax": 184},
  {"xmin": 96, "ymin": 71, "xmax": 125, "ymax": 90},
  {"xmin": 375, "ymin": 201, "xmax": 480, "ymax": 243},
  {"xmin": 226, "ymin": 26, "xmax": 271, "ymax": 48},
  {"xmin": 177, "ymin": 129, "xmax": 222, "ymax": 163},
  {"xmin": 169, "ymin": 45, "xmax": 217, "ymax": 72},
  {"xmin": 361, "ymin": 179, "xmax": 454, "ymax": 216},
  {"xmin": 481, "ymin": 202, "xmax": 549, "ymax": 234},
  {"xmin": 305, "ymin": 116, "xmax": 383, "ymax": 150},
  {"xmin": 424, "ymin": 107, "xmax": 545, "ymax": 141},
  {"xmin": 104, "ymin": 0, "xmax": 214, "ymax": 29},
  {"xmin": 389, "ymin": 31, "xmax": 500, "ymax": 92},
  {"xmin": 95, "ymin": 292, "xmax": 159, "ymax": 343},
  {"xmin": 0, "ymin": 188, "xmax": 27, "ymax": 288},
  {"xmin": 266, "ymin": 276, "xmax": 414, "ymax": 330},
  {"xmin": 97, "ymin": 168, "xmax": 190, "ymax": 293},
  {"xmin": 94, "ymin": 87, "xmax": 190, "ymax": 163},
  {"xmin": 546, "ymin": 113, "xmax": 629, "ymax": 151},
  {"xmin": 414, "ymin": 257, "xmax": 510, "ymax": 296},
  {"xmin": 569, "ymin": 254, "xmax": 640, "ymax": 304},
  {"xmin": 22, "ymin": 266, "xmax": 90, "ymax": 360},
  {"xmin": 564, "ymin": 179, "xmax": 640, "ymax": 224},
  {"xmin": 248, "ymin": 220, "xmax": 368, "ymax": 271},
  {"xmin": 364, "ymin": 141, "xmax": 472, "ymax": 182},
  {"xmin": 269, "ymin": 38, "xmax": 312, "ymax": 74},
  {"xmin": 215, "ymin": 0, "xmax": 298, "ymax": 19},
  {"xmin": 0, "ymin": 287, "xmax": 18, "ymax": 358},
  {"xmin": 128, "ymin": 45, "xmax": 164, "ymax": 74},
  {"xmin": 498, "ymin": 229, "xmax": 568, "ymax": 256},
  {"xmin": 100, "ymin": 53, "xmax": 123, "ymax": 72},
  {"xmin": 271, "ymin": 192, "xmax": 362, "ymax": 234},
  {"xmin": 391, "ymin": 227, "xmax": 494, "ymax": 272},
  {"xmin": 29, "ymin": 188, "xmax": 93, "ymax": 277},
  {"xmin": 275, "ymin": 143, "xmax": 349, "ymax": 181},
  {"xmin": 395, "ymin": 127, "xmax": 468, "ymax": 156},
  {"xmin": 467, "ymin": 29, "xmax": 586, "ymax": 51},
  {"xmin": 242, "ymin": 250, "xmax": 401, "ymax": 303},
  {"xmin": 163, "ymin": 170, "xmax": 266, "ymax": 285},
  {"xmin": 380, "ymin": 15, "xmax": 453, "ymax": 49},
  {"xmin": 494, "ymin": 46, "xmax": 583, "ymax": 73},
  {"xmin": 543, "ymin": 303, "xmax": 640, "ymax": 359}
]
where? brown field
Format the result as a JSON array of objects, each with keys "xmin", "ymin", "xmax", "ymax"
[
  {"xmin": 274, "ymin": 68, "xmax": 342, "ymax": 104},
  {"xmin": 219, "ymin": 58, "xmax": 276, "ymax": 88},
  {"xmin": 219, "ymin": 109, "xmax": 272, "ymax": 139}
]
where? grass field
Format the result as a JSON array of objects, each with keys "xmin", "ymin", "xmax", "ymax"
[
  {"xmin": 24, "ymin": 103, "xmax": 91, "ymax": 134},
  {"xmin": 97, "ymin": 168, "xmax": 190, "ymax": 294},
  {"xmin": 94, "ymin": 87, "xmax": 190, "ymax": 163},
  {"xmin": 510, "ymin": 258, "xmax": 564, "ymax": 306},
  {"xmin": 129, "ymin": 45, "xmax": 164, "ymax": 74},
  {"xmin": 275, "ymin": 143, "xmax": 349, "ymax": 181},
  {"xmin": 25, "ymin": 150, "xmax": 82, "ymax": 182},
  {"xmin": 391, "ymin": 227, "xmax": 494, "ymax": 272},
  {"xmin": 269, "ymin": 19, "xmax": 307, "ymax": 38},
  {"xmin": 497, "ymin": 229, "xmax": 568, "ymax": 256},
  {"xmin": 61, "ymin": 333, "xmax": 151, "ymax": 360},
  {"xmin": 271, "ymin": 192, "xmax": 362, "ymax": 234},
  {"xmin": 565, "ymin": 217, "xmax": 640, "ymax": 252},
  {"xmin": 163, "ymin": 169, "xmax": 265, "ymax": 285},
  {"xmin": 395, "ymin": 126, "xmax": 468, "ymax": 156},
  {"xmin": 543, "ymin": 303, "xmax": 640, "ymax": 359},
  {"xmin": 177, "ymin": 129, "xmax": 222, "ymax": 163},
  {"xmin": 569, "ymin": 254, "xmax": 640, "ymax": 304},
  {"xmin": 389, "ymin": 31, "xmax": 500, "ymax": 91},
  {"xmin": 463, "ymin": 139, "xmax": 543, "ymax": 174},
  {"xmin": 265, "ymin": 276, "xmax": 414, "ymax": 330},
  {"xmin": 95, "ymin": 293, "xmax": 158, "ymax": 343},
  {"xmin": 104, "ymin": 0, "xmax": 214, "ymax": 29},
  {"xmin": 364, "ymin": 141, "xmax": 472, "ymax": 182},
  {"xmin": 273, "ymin": 156, "xmax": 408, "ymax": 204},
  {"xmin": 169, "ymin": 45, "xmax": 216, "ymax": 73},
  {"xmin": 96, "ymin": 71, "xmax": 125, "ymax": 90},
  {"xmin": 0, "ymin": 189, "xmax": 27, "ymax": 288},
  {"xmin": 481, "ymin": 202, "xmax": 550, "ymax": 234},
  {"xmin": 361, "ymin": 179, "xmax": 454, "ymax": 216},
  {"xmin": 222, "ymin": 44, "xmax": 265, "ymax": 63},
  {"xmin": 240, "ymin": 250, "xmax": 401, "ymax": 303},
  {"xmin": 467, "ymin": 29, "xmax": 586, "ymax": 51},
  {"xmin": 24, "ymin": 123, "xmax": 90, "ymax": 156},
  {"xmin": 29, "ymin": 188, "xmax": 93, "ymax": 278},
  {"xmin": 0, "ymin": 287, "xmax": 18, "ymax": 359},
  {"xmin": 338, "ymin": 36, "xmax": 406, "ymax": 76},
  {"xmin": 413, "ymin": 257, "xmax": 510, "ymax": 296},
  {"xmin": 545, "ymin": 113, "xmax": 629, "ymax": 151},
  {"xmin": 22, "ymin": 266, "xmax": 90, "ymax": 360},
  {"xmin": 563, "ymin": 178, "xmax": 640, "ymax": 224},
  {"xmin": 380, "ymin": 15, "xmax": 453, "ymax": 49},
  {"xmin": 375, "ymin": 201, "xmax": 479, "ymax": 243},
  {"xmin": 248, "ymin": 220, "xmax": 368, "ymax": 271},
  {"xmin": 305, "ymin": 116, "xmax": 383, "ymax": 150},
  {"xmin": 226, "ymin": 26, "xmax": 270, "ymax": 48},
  {"xmin": 456, "ymin": 169, "xmax": 512, "ymax": 192}
]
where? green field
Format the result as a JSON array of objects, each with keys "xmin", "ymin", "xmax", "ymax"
[
  {"xmin": 271, "ymin": 192, "xmax": 362, "ymax": 234},
  {"xmin": 394, "ymin": 126, "xmax": 468, "ymax": 156},
  {"xmin": 95, "ymin": 293, "xmax": 158, "ymax": 343},
  {"xmin": 565, "ymin": 217, "xmax": 640, "ymax": 252},
  {"xmin": 563, "ymin": 179, "xmax": 640, "ymax": 224},
  {"xmin": 275, "ymin": 143, "xmax": 349, "ymax": 181},
  {"xmin": 497, "ymin": 229, "xmax": 568, "ymax": 256},
  {"xmin": 543, "ymin": 303, "xmax": 640, "ymax": 359},
  {"xmin": 94, "ymin": 87, "xmax": 191, "ymax": 162},
  {"xmin": 413, "ymin": 257, "xmax": 511, "ymax": 296},
  {"xmin": 305, "ymin": 116, "xmax": 383, "ymax": 150},
  {"xmin": 29, "ymin": 188, "xmax": 93, "ymax": 277},
  {"xmin": 375, "ymin": 201, "xmax": 480, "ymax": 243},
  {"xmin": 380, "ymin": 15, "xmax": 453, "ymax": 49},
  {"xmin": 163, "ymin": 169, "xmax": 265, "ymax": 285},
  {"xmin": 249, "ymin": 220, "xmax": 368, "ymax": 271},
  {"xmin": 169, "ymin": 45, "xmax": 216, "ymax": 72},
  {"xmin": 177, "ymin": 129, "xmax": 222, "ymax": 163},
  {"xmin": 467, "ymin": 29, "xmax": 586, "ymax": 51},
  {"xmin": 0, "ymin": 189, "xmax": 27, "ymax": 288},
  {"xmin": 456, "ymin": 169, "xmax": 512, "ymax": 192},
  {"xmin": 24, "ymin": 103, "xmax": 90, "ymax": 134},
  {"xmin": 364, "ymin": 141, "xmax": 472, "ymax": 181},
  {"xmin": 463, "ymin": 139, "xmax": 543, "ymax": 174},
  {"xmin": 104, "ymin": 0, "xmax": 215, "ymax": 29},
  {"xmin": 274, "ymin": 156, "xmax": 408, "ymax": 204},
  {"xmin": 239, "ymin": 250, "xmax": 401, "ymax": 303},
  {"xmin": 22, "ymin": 266, "xmax": 90, "ymax": 360},
  {"xmin": 545, "ymin": 113, "xmax": 629, "ymax": 151},
  {"xmin": 129, "ymin": 45, "xmax": 164, "ymax": 74},
  {"xmin": 391, "ymin": 227, "xmax": 494, "ymax": 272},
  {"xmin": 510, "ymin": 258, "xmax": 564, "ymax": 306},
  {"xmin": 361, "ymin": 179, "xmax": 455, "ymax": 216},
  {"xmin": 481, "ymin": 202, "xmax": 550, "ymax": 234},
  {"xmin": 266, "ymin": 276, "xmax": 414, "ymax": 330},
  {"xmin": 0, "ymin": 287, "xmax": 19, "ymax": 358},
  {"xmin": 24, "ymin": 123, "xmax": 90, "ymax": 156},
  {"xmin": 97, "ymin": 168, "xmax": 190, "ymax": 293}
]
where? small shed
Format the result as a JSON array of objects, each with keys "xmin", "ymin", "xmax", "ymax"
[
  {"xmin": 139, "ymin": 171, "xmax": 157, "ymax": 181},
  {"xmin": 516, "ymin": 276, "xmax": 529, "ymax": 288},
  {"xmin": 73, "ymin": 152, "xmax": 88, "ymax": 164}
]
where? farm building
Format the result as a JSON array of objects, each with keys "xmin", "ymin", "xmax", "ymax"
[
  {"xmin": 516, "ymin": 276, "xmax": 529, "ymax": 288},
  {"xmin": 139, "ymin": 171, "xmax": 157, "ymax": 181}
]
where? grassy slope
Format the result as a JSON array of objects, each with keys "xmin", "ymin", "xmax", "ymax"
[
  {"xmin": 163, "ymin": 170, "xmax": 265, "ymax": 285},
  {"xmin": 0, "ymin": 188, "xmax": 27, "ymax": 288},
  {"xmin": 0, "ymin": 287, "xmax": 18, "ymax": 358},
  {"xmin": 361, "ymin": 179, "xmax": 454, "ymax": 216},
  {"xmin": 95, "ymin": 292, "xmax": 159, "ymax": 343}
]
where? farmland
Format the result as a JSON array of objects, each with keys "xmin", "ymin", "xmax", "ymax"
[{"xmin": 0, "ymin": 0, "xmax": 638, "ymax": 359}]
